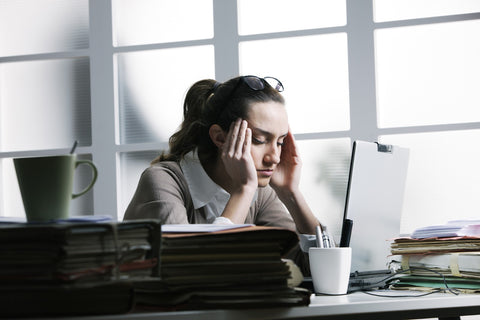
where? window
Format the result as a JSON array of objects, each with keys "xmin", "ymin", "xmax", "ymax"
[
  {"xmin": 0, "ymin": 0, "xmax": 92, "ymax": 218},
  {"xmin": 0, "ymin": 0, "xmax": 89, "ymax": 57},
  {"xmin": 112, "ymin": 0, "xmax": 213, "ymax": 46},
  {"xmin": 375, "ymin": 20, "xmax": 480, "ymax": 128},
  {"xmin": 1, "ymin": 1, "xmax": 479, "ymax": 240},
  {"xmin": 239, "ymin": 34, "xmax": 350, "ymax": 133},
  {"xmin": 237, "ymin": 0, "xmax": 346, "ymax": 34},
  {"xmin": 373, "ymin": 1, "xmax": 480, "ymax": 233},
  {"xmin": 379, "ymin": 130, "xmax": 480, "ymax": 232},
  {"xmin": 373, "ymin": 0, "xmax": 480, "ymax": 22},
  {"xmin": 116, "ymin": 46, "xmax": 215, "ymax": 144}
]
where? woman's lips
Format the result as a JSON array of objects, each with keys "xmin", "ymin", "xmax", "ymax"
[{"xmin": 257, "ymin": 169, "xmax": 274, "ymax": 177}]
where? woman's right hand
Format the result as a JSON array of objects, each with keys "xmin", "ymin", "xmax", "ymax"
[{"xmin": 221, "ymin": 118, "xmax": 258, "ymax": 192}]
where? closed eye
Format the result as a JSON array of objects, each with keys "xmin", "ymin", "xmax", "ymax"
[{"xmin": 252, "ymin": 137, "xmax": 266, "ymax": 145}]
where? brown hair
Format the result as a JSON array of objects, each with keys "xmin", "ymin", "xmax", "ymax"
[{"xmin": 154, "ymin": 76, "xmax": 285, "ymax": 164}]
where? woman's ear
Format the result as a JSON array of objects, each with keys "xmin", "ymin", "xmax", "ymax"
[{"xmin": 209, "ymin": 124, "xmax": 227, "ymax": 148}]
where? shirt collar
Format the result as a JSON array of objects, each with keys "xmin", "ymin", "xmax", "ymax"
[{"xmin": 179, "ymin": 150, "xmax": 229, "ymax": 210}]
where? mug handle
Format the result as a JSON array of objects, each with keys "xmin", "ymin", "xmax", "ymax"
[{"xmin": 72, "ymin": 160, "xmax": 98, "ymax": 199}]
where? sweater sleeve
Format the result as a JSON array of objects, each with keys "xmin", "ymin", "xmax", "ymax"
[
  {"xmin": 251, "ymin": 186, "xmax": 296, "ymax": 230},
  {"xmin": 123, "ymin": 162, "xmax": 192, "ymax": 224},
  {"xmin": 251, "ymin": 186, "xmax": 311, "ymax": 276}
]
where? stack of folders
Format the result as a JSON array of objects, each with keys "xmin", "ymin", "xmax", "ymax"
[
  {"xmin": 133, "ymin": 224, "xmax": 310, "ymax": 310},
  {"xmin": 389, "ymin": 220, "xmax": 480, "ymax": 293},
  {"xmin": 0, "ymin": 219, "xmax": 161, "ymax": 317}
]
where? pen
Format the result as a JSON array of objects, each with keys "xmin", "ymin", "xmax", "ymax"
[
  {"xmin": 320, "ymin": 225, "xmax": 334, "ymax": 248},
  {"xmin": 340, "ymin": 219, "xmax": 353, "ymax": 247},
  {"xmin": 327, "ymin": 229, "xmax": 337, "ymax": 248},
  {"xmin": 315, "ymin": 225, "xmax": 324, "ymax": 248},
  {"xmin": 322, "ymin": 229, "xmax": 331, "ymax": 248}
]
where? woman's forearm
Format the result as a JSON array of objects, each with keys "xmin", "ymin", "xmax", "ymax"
[
  {"xmin": 221, "ymin": 185, "xmax": 257, "ymax": 224},
  {"xmin": 276, "ymin": 188, "xmax": 320, "ymax": 234}
]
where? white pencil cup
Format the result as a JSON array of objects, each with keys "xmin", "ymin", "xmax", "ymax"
[{"xmin": 309, "ymin": 247, "xmax": 352, "ymax": 295}]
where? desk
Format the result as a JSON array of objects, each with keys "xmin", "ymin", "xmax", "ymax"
[{"xmin": 56, "ymin": 291, "xmax": 480, "ymax": 320}]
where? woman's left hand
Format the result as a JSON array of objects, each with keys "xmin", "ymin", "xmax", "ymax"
[
  {"xmin": 270, "ymin": 129, "xmax": 302, "ymax": 195},
  {"xmin": 270, "ymin": 129, "xmax": 320, "ymax": 235}
]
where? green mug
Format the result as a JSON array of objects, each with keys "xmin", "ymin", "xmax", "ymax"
[{"xmin": 13, "ymin": 154, "xmax": 98, "ymax": 222}]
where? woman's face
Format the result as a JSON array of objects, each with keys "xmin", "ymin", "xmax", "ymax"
[{"xmin": 246, "ymin": 101, "xmax": 289, "ymax": 187}]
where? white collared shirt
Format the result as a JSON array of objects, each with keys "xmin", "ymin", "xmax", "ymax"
[
  {"xmin": 179, "ymin": 150, "xmax": 233, "ymax": 224},
  {"xmin": 179, "ymin": 150, "xmax": 315, "ymax": 251}
]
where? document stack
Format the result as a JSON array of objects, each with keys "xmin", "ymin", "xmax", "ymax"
[
  {"xmin": 0, "ymin": 218, "xmax": 161, "ymax": 317},
  {"xmin": 133, "ymin": 224, "xmax": 310, "ymax": 310},
  {"xmin": 389, "ymin": 220, "xmax": 480, "ymax": 293}
]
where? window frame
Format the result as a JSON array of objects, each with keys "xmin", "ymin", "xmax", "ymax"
[{"xmin": 1, "ymin": 0, "xmax": 479, "ymax": 221}]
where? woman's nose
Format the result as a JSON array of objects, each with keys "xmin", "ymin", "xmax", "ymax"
[{"xmin": 264, "ymin": 145, "xmax": 281, "ymax": 164}]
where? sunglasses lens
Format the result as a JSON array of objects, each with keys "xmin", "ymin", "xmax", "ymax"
[
  {"xmin": 264, "ymin": 77, "xmax": 284, "ymax": 92},
  {"xmin": 243, "ymin": 76, "xmax": 264, "ymax": 91},
  {"xmin": 242, "ymin": 76, "xmax": 284, "ymax": 92}
]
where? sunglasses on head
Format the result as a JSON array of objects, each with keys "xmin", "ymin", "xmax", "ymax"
[
  {"xmin": 241, "ymin": 75, "xmax": 284, "ymax": 92},
  {"xmin": 213, "ymin": 75, "xmax": 284, "ymax": 95}
]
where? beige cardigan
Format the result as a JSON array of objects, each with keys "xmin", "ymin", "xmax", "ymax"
[{"xmin": 124, "ymin": 161, "xmax": 297, "ymax": 228}]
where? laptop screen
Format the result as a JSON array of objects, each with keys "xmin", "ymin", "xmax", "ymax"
[{"xmin": 341, "ymin": 141, "xmax": 409, "ymax": 274}]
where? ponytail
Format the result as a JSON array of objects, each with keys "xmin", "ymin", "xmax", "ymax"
[{"xmin": 154, "ymin": 79, "xmax": 217, "ymax": 163}]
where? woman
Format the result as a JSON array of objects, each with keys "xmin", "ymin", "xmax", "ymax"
[{"xmin": 124, "ymin": 75, "xmax": 323, "ymax": 272}]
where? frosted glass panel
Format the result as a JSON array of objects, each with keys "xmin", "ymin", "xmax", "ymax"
[
  {"xmin": 238, "ymin": 0, "xmax": 346, "ymax": 35},
  {"xmin": 117, "ymin": 46, "xmax": 215, "ymax": 144},
  {"xmin": 112, "ymin": 0, "xmax": 213, "ymax": 46},
  {"xmin": 379, "ymin": 131, "xmax": 480, "ymax": 235},
  {"xmin": 239, "ymin": 34, "xmax": 350, "ymax": 134},
  {"xmin": 375, "ymin": 20, "xmax": 480, "ymax": 128},
  {"xmin": 118, "ymin": 150, "xmax": 164, "ymax": 221},
  {"xmin": 1, "ymin": 154, "xmax": 94, "ymax": 219},
  {"xmin": 374, "ymin": 0, "xmax": 480, "ymax": 22},
  {"xmin": 0, "ymin": 58, "xmax": 92, "ymax": 152},
  {"xmin": 297, "ymin": 138, "xmax": 351, "ymax": 244},
  {"xmin": 0, "ymin": 0, "xmax": 89, "ymax": 57}
]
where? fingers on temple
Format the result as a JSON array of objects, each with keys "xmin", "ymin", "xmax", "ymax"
[
  {"xmin": 243, "ymin": 127, "xmax": 251, "ymax": 154},
  {"xmin": 227, "ymin": 119, "xmax": 240, "ymax": 154},
  {"xmin": 227, "ymin": 119, "xmax": 246, "ymax": 157},
  {"xmin": 235, "ymin": 120, "xmax": 248, "ymax": 156}
]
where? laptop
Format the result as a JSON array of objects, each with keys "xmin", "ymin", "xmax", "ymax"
[{"xmin": 341, "ymin": 140, "xmax": 410, "ymax": 290}]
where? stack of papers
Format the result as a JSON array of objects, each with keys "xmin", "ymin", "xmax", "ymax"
[
  {"xmin": 395, "ymin": 252, "xmax": 480, "ymax": 279},
  {"xmin": 388, "ymin": 275, "xmax": 480, "ymax": 293},
  {"xmin": 389, "ymin": 220, "xmax": 480, "ymax": 293},
  {"xmin": 161, "ymin": 223, "xmax": 254, "ymax": 233},
  {"xmin": 390, "ymin": 237, "xmax": 480, "ymax": 255},
  {"xmin": 411, "ymin": 220, "xmax": 480, "ymax": 239},
  {"xmin": 0, "ymin": 219, "xmax": 161, "ymax": 317},
  {"xmin": 0, "ymin": 219, "xmax": 160, "ymax": 282},
  {"xmin": 134, "ymin": 225, "xmax": 310, "ymax": 310}
]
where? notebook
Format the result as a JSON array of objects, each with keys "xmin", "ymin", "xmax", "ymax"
[{"xmin": 341, "ymin": 140, "xmax": 410, "ymax": 290}]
